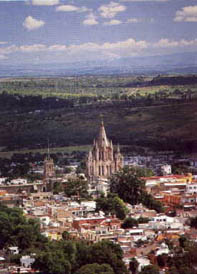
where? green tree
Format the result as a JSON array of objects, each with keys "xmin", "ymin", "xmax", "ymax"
[
  {"xmin": 110, "ymin": 167, "xmax": 146, "ymax": 205},
  {"xmin": 62, "ymin": 230, "xmax": 71, "ymax": 241},
  {"xmin": 121, "ymin": 217, "xmax": 138, "ymax": 229},
  {"xmin": 190, "ymin": 216, "xmax": 197, "ymax": 228},
  {"xmin": 179, "ymin": 235, "xmax": 189, "ymax": 249},
  {"xmin": 96, "ymin": 194, "xmax": 128, "ymax": 220},
  {"xmin": 129, "ymin": 258, "xmax": 139, "ymax": 274},
  {"xmin": 64, "ymin": 178, "xmax": 89, "ymax": 198},
  {"xmin": 88, "ymin": 240, "xmax": 128, "ymax": 274},
  {"xmin": 75, "ymin": 263, "xmax": 114, "ymax": 274},
  {"xmin": 33, "ymin": 250, "xmax": 71, "ymax": 274},
  {"xmin": 139, "ymin": 265, "xmax": 160, "ymax": 274},
  {"xmin": 53, "ymin": 181, "xmax": 63, "ymax": 194},
  {"xmin": 110, "ymin": 167, "xmax": 163, "ymax": 212}
]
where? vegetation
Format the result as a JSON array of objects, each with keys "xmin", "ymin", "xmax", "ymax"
[
  {"xmin": 121, "ymin": 216, "xmax": 150, "ymax": 229},
  {"xmin": 75, "ymin": 263, "xmax": 114, "ymax": 274},
  {"xmin": 139, "ymin": 265, "xmax": 160, "ymax": 274},
  {"xmin": 96, "ymin": 193, "xmax": 129, "ymax": 220},
  {"xmin": 121, "ymin": 217, "xmax": 138, "ymax": 229},
  {"xmin": 0, "ymin": 75, "xmax": 197, "ymax": 153},
  {"xmin": 64, "ymin": 178, "xmax": 89, "ymax": 199},
  {"xmin": 0, "ymin": 204, "xmax": 128, "ymax": 274},
  {"xmin": 189, "ymin": 216, "xmax": 197, "ymax": 229},
  {"xmin": 129, "ymin": 258, "xmax": 139, "ymax": 274},
  {"xmin": 110, "ymin": 167, "xmax": 163, "ymax": 212},
  {"xmin": 0, "ymin": 204, "xmax": 46, "ymax": 250}
]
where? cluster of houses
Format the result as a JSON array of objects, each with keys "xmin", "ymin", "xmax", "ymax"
[
  {"xmin": 0, "ymin": 122, "xmax": 197, "ymax": 273},
  {"xmin": 1, "ymin": 170, "xmax": 197, "ymax": 272}
]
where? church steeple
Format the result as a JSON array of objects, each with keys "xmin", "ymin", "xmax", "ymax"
[
  {"xmin": 86, "ymin": 120, "xmax": 124, "ymax": 180},
  {"xmin": 97, "ymin": 119, "xmax": 109, "ymax": 147}
]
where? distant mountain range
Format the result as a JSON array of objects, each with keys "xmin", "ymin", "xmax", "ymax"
[{"xmin": 1, "ymin": 51, "xmax": 197, "ymax": 77}]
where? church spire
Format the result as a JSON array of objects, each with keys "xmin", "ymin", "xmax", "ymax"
[
  {"xmin": 47, "ymin": 138, "xmax": 50, "ymax": 160},
  {"xmin": 117, "ymin": 143, "xmax": 120, "ymax": 153},
  {"xmin": 97, "ymin": 119, "xmax": 108, "ymax": 147}
]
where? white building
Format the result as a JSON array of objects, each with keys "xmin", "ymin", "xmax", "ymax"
[{"xmin": 186, "ymin": 183, "xmax": 197, "ymax": 194}]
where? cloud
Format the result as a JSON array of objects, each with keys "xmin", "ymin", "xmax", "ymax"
[
  {"xmin": 19, "ymin": 44, "xmax": 47, "ymax": 52},
  {"xmin": 99, "ymin": 2, "xmax": 126, "ymax": 18},
  {"xmin": 32, "ymin": 0, "xmax": 59, "ymax": 6},
  {"xmin": 154, "ymin": 38, "xmax": 197, "ymax": 48},
  {"xmin": 174, "ymin": 6, "xmax": 197, "ymax": 22},
  {"xmin": 56, "ymin": 5, "xmax": 90, "ymax": 13},
  {"xmin": 104, "ymin": 19, "xmax": 122, "ymax": 25},
  {"xmin": 121, "ymin": 0, "xmax": 168, "ymax": 2},
  {"xmin": 83, "ymin": 13, "xmax": 98, "ymax": 25},
  {"xmin": 127, "ymin": 18, "xmax": 141, "ymax": 23},
  {"xmin": 0, "ymin": 55, "xmax": 7, "ymax": 60},
  {"xmin": 2, "ymin": 38, "xmax": 197, "ymax": 64},
  {"xmin": 0, "ymin": 41, "xmax": 8, "ymax": 45},
  {"xmin": 23, "ymin": 16, "xmax": 45, "ymax": 30}
]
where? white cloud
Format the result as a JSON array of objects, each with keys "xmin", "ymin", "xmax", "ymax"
[
  {"xmin": 127, "ymin": 18, "xmax": 141, "ymax": 23},
  {"xmin": 23, "ymin": 16, "xmax": 45, "ymax": 30},
  {"xmin": 99, "ymin": 2, "xmax": 126, "ymax": 18},
  {"xmin": 104, "ymin": 19, "xmax": 122, "ymax": 25},
  {"xmin": 121, "ymin": 0, "xmax": 168, "ymax": 2},
  {"xmin": 48, "ymin": 45, "xmax": 67, "ymax": 51},
  {"xmin": 154, "ymin": 39, "xmax": 179, "ymax": 48},
  {"xmin": 56, "ymin": 5, "xmax": 90, "ymax": 13},
  {"xmin": 32, "ymin": 0, "xmax": 59, "ymax": 6},
  {"xmin": 2, "ymin": 37, "xmax": 197, "ymax": 64},
  {"xmin": 83, "ymin": 13, "xmax": 98, "ymax": 25},
  {"xmin": 0, "ymin": 41, "xmax": 7, "ymax": 45},
  {"xmin": 174, "ymin": 6, "xmax": 197, "ymax": 22},
  {"xmin": 19, "ymin": 44, "xmax": 47, "ymax": 52},
  {"xmin": 154, "ymin": 38, "xmax": 197, "ymax": 48},
  {"xmin": 0, "ymin": 55, "xmax": 7, "ymax": 60}
]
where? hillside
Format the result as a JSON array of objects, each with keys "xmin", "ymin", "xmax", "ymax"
[
  {"xmin": 0, "ymin": 75, "xmax": 196, "ymax": 153},
  {"xmin": 0, "ymin": 99, "xmax": 196, "ymax": 153}
]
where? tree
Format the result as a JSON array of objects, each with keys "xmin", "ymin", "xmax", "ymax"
[
  {"xmin": 179, "ymin": 235, "xmax": 189, "ymax": 249},
  {"xmin": 110, "ymin": 167, "xmax": 163, "ymax": 212},
  {"xmin": 121, "ymin": 217, "xmax": 138, "ymax": 229},
  {"xmin": 190, "ymin": 216, "xmax": 197, "ymax": 229},
  {"xmin": 0, "ymin": 205, "xmax": 46, "ymax": 250},
  {"xmin": 88, "ymin": 240, "xmax": 128, "ymax": 274},
  {"xmin": 64, "ymin": 178, "xmax": 89, "ymax": 198},
  {"xmin": 157, "ymin": 254, "xmax": 169, "ymax": 268},
  {"xmin": 129, "ymin": 258, "xmax": 139, "ymax": 274},
  {"xmin": 62, "ymin": 231, "xmax": 71, "ymax": 241},
  {"xmin": 141, "ymin": 192, "xmax": 164, "ymax": 213},
  {"xmin": 110, "ymin": 167, "xmax": 146, "ymax": 205},
  {"xmin": 96, "ymin": 194, "xmax": 128, "ymax": 220},
  {"xmin": 139, "ymin": 265, "xmax": 160, "ymax": 274},
  {"xmin": 75, "ymin": 263, "xmax": 114, "ymax": 274},
  {"xmin": 33, "ymin": 250, "xmax": 71, "ymax": 274},
  {"xmin": 53, "ymin": 181, "xmax": 63, "ymax": 194}
]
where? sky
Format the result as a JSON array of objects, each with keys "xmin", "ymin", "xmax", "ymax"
[{"xmin": 0, "ymin": 0, "xmax": 197, "ymax": 65}]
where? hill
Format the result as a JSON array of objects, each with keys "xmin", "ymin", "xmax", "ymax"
[{"xmin": 0, "ymin": 75, "xmax": 196, "ymax": 154}]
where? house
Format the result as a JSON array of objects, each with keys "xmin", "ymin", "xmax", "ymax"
[
  {"xmin": 20, "ymin": 255, "xmax": 35, "ymax": 268},
  {"xmin": 155, "ymin": 242, "xmax": 170, "ymax": 256}
]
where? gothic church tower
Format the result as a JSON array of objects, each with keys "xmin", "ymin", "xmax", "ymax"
[{"xmin": 86, "ymin": 121, "xmax": 123, "ymax": 180}]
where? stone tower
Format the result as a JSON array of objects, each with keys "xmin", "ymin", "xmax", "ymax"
[
  {"xmin": 43, "ymin": 156, "xmax": 55, "ymax": 179},
  {"xmin": 86, "ymin": 121, "xmax": 123, "ymax": 180},
  {"xmin": 43, "ymin": 148, "xmax": 55, "ymax": 191}
]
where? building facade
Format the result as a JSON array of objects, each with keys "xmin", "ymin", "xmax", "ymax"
[
  {"xmin": 86, "ymin": 121, "xmax": 123, "ymax": 180},
  {"xmin": 43, "ymin": 155, "xmax": 55, "ymax": 192}
]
